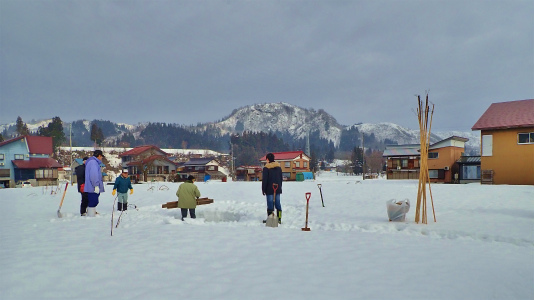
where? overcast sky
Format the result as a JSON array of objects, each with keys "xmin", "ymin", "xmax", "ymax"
[{"xmin": 1, "ymin": 0, "xmax": 533, "ymax": 132}]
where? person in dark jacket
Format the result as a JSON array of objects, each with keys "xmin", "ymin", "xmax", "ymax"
[
  {"xmin": 112, "ymin": 169, "xmax": 134, "ymax": 211},
  {"xmin": 75, "ymin": 157, "xmax": 89, "ymax": 216},
  {"xmin": 176, "ymin": 175, "xmax": 201, "ymax": 221},
  {"xmin": 262, "ymin": 153, "xmax": 283, "ymax": 224}
]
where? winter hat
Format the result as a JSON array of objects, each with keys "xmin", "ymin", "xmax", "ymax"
[
  {"xmin": 82, "ymin": 157, "xmax": 88, "ymax": 161},
  {"xmin": 266, "ymin": 153, "xmax": 275, "ymax": 162},
  {"xmin": 187, "ymin": 175, "xmax": 195, "ymax": 181},
  {"xmin": 122, "ymin": 169, "xmax": 128, "ymax": 173}
]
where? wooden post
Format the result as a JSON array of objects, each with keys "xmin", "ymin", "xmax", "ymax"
[{"xmin": 415, "ymin": 94, "xmax": 436, "ymax": 224}]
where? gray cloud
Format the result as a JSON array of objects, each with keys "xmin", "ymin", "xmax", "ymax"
[{"xmin": 1, "ymin": 0, "xmax": 533, "ymax": 131}]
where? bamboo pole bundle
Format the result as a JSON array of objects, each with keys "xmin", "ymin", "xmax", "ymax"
[{"xmin": 415, "ymin": 94, "xmax": 436, "ymax": 224}]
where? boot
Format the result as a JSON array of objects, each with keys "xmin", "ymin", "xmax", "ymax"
[
  {"xmin": 118, "ymin": 202, "xmax": 123, "ymax": 211},
  {"xmin": 263, "ymin": 209, "xmax": 273, "ymax": 223},
  {"xmin": 124, "ymin": 202, "xmax": 128, "ymax": 211},
  {"xmin": 277, "ymin": 210, "xmax": 282, "ymax": 224},
  {"xmin": 87, "ymin": 207, "xmax": 97, "ymax": 217}
]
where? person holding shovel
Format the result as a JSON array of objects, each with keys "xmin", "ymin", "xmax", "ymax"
[
  {"xmin": 262, "ymin": 153, "xmax": 283, "ymax": 224},
  {"xmin": 176, "ymin": 175, "xmax": 201, "ymax": 221}
]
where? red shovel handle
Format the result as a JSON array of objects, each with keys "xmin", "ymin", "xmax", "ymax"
[
  {"xmin": 273, "ymin": 183, "xmax": 278, "ymax": 193},
  {"xmin": 305, "ymin": 192, "xmax": 311, "ymax": 202}
]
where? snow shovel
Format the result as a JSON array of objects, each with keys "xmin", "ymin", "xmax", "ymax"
[
  {"xmin": 265, "ymin": 183, "xmax": 279, "ymax": 228},
  {"xmin": 317, "ymin": 184, "xmax": 325, "ymax": 207},
  {"xmin": 56, "ymin": 183, "xmax": 69, "ymax": 218},
  {"xmin": 302, "ymin": 192, "xmax": 311, "ymax": 231}
]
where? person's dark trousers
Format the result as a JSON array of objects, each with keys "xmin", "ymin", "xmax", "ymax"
[
  {"xmin": 118, "ymin": 202, "xmax": 128, "ymax": 211},
  {"xmin": 180, "ymin": 208, "xmax": 196, "ymax": 221},
  {"xmin": 80, "ymin": 192, "xmax": 89, "ymax": 215}
]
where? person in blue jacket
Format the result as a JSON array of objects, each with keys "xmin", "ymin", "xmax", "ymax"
[
  {"xmin": 84, "ymin": 150, "xmax": 105, "ymax": 217},
  {"xmin": 112, "ymin": 169, "xmax": 133, "ymax": 211}
]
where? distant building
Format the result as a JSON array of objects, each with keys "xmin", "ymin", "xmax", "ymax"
[
  {"xmin": 472, "ymin": 99, "xmax": 534, "ymax": 185},
  {"xmin": 235, "ymin": 165, "xmax": 262, "ymax": 181},
  {"xmin": 383, "ymin": 144, "xmax": 420, "ymax": 180},
  {"xmin": 183, "ymin": 157, "xmax": 226, "ymax": 181},
  {"xmin": 383, "ymin": 136, "xmax": 469, "ymax": 183},
  {"xmin": 0, "ymin": 136, "xmax": 62, "ymax": 187},
  {"xmin": 259, "ymin": 151, "xmax": 311, "ymax": 181},
  {"xmin": 119, "ymin": 145, "xmax": 176, "ymax": 182}
]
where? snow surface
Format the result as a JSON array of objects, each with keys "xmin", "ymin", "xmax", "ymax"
[{"xmin": 1, "ymin": 172, "xmax": 533, "ymax": 300}]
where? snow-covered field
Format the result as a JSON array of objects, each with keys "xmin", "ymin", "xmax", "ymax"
[{"xmin": 1, "ymin": 172, "xmax": 533, "ymax": 300}]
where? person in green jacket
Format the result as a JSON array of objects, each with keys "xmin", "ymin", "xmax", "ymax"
[
  {"xmin": 112, "ymin": 169, "xmax": 134, "ymax": 211},
  {"xmin": 176, "ymin": 175, "xmax": 201, "ymax": 221}
]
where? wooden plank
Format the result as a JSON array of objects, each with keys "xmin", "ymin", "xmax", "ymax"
[{"xmin": 161, "ymin": 198, "xmax": 214, "ymax": 209}]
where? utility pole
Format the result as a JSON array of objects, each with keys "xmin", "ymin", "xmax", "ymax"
[
  {"xmin": 362, "ymin": 133, "xmax": 365, "ymax": 181},
  {"xmin": 70, "ymin": 123, "xmax": 73, "ymax": 185}
]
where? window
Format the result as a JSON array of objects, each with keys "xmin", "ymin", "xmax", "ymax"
[
  {"xmin": 0, "ymin": 153, "xmax": 4, "ymax": 160},
  {"xmin": 284, "ymin": 162, "xmax": 290, "ymax": 168},
  {"xmin": 462, "ymin": 165, "xmax": 481, "ymax": 180},
  {"xmin": 429, "ymin": 169, "xmax": 445, "ymax": 179},
  {"xmin": 428, "ymin": 152, "xmax": 439, "ymax": 159},
  {"xmin": 208, "ymin": 166, "xmax": 215, "ymax": 171},
  {"xmin": 14, "ymin": 154, "xmax": 24, "ymax": 160},
  {"xmin": 295, "ymin": 161, "xmax": 300, "ymax": 168},
  {"xmin": 482, "ymin": 135, "xmax": 493, "ymax": 156},
  {"xmin": 402, "ymin": 159, "xmax": 408, "ymax": 167},
  {"xmin": 304, "ymin": 161, "xmax": 308, "ymax": 168},
  {"xmin": 35, "ymin": 169, "xmax": 57, "ymax": 179},
  {"xmin": 518, "ymin": 132, "xmax": 534, "ymax": 144}
]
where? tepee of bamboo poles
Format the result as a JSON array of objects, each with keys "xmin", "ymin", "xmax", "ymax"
[{"xmin": 415, "ymin": 94, "xmax": 436, "ymax": 224}]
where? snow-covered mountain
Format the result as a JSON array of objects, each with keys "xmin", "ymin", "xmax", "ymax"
[
  {"xmin": 1, "ymin": 103, "xmax": 480, "ymax": 153},
  {"xmin": 351, "ymin": 122, "xmax": 480, "ymax": 152},
  {"xmin": 201, "ymin": 102, "xmax": 343, "ymax": 146},
  {"xmin": 202, "ymin": 103, "xmax": 479, "ymax": 152}
]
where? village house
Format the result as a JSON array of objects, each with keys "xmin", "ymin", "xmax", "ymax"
[
  {"xmin": 235, "ymin": 165, "xmax": 262, "ymax": 181},
  {"xmin": 383, "ymin": 136, "xmax": 469, "ymax": 183},
  {"xmin": 119, "ymin": 145, "xmax": 177, "ymax": 182},
  {"xmin": 383, "ymin": 144, "xmax": 420, "ymax": 180},
  {"xmin": 259, "ymin": 151, "xmax": 311, "ymax": 181},
  {"xmin": 183, "ymin": 157, "xmax": 226, "ymax": 181},
  {"xmin": 427, "ymin": 136, "xmax": 469, "ymax": 183},
  {"xmin": 472, "ymin": 99, "xmax": 534, "ymax": 185},
  {"xmin": 0, "ymin": 136, "xmax": 62, "ymax": 187}
]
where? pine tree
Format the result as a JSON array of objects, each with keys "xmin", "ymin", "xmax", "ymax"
[
  {"xmin": 37, "ymin": 117, "xmax": 66, "ymax": 154},
  {"xmin": 90, "ymin": 123, "xmax": 105, "ymax": 146},
  {"xmin": 15, "ymin": 116, "xmax": 30, "ymax": 136}
]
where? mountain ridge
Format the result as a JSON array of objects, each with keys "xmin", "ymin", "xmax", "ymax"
[{"xmin": 1, "ymin": 102, "xmax": 480, "ymax": 154}]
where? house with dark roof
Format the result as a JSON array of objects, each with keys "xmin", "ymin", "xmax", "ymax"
[
  {"xmin": 258, "ymin": 151, "xmax": 311, "ymax": 181},
  {"xmin": 383, "ymin": 144, "xmax": 421, "ymax": 179},
  {"xmin": 472, "ymin": 99, "xmax": 534, "ymax": 185},
  {"xmin": 383, "ymin": 136, "xmax": 469, "ymax": 183},
  {"xmin": 119, "ymin": 145, "xmax": 176, "ymax": 182},
  {"xmin": 183, "ymin": 157, "xmax": 226, "ymax": 181},
  {"xmin": 0, "ymin": 136, "xmax": 62, "ymax": 187}
]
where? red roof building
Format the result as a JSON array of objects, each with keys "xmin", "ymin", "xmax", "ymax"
[
  {"xmin": 472, "ymin": 99, "xmax": 534, "ymax": 185},
  {"xmin": 472, "ymin": 99, "xmax": 534, "ymax": 130},
  {"xmin": 119, "ymin": 145, "xmax": 175, "ymax": 182},
  {"xmin": 259, "ymin": 151, "xmax": 311, "ymax": 181},
  {"xmin": 0, "ymin": 135, "xmax": 61, "ymax": 187}
]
